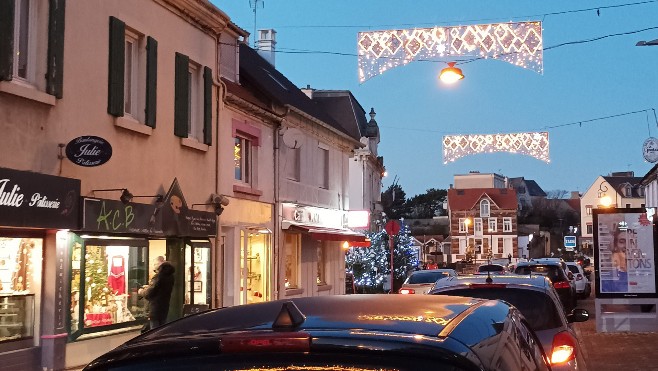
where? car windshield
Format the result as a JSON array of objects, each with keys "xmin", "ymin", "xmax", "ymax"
[
  {"xmin": 407, "ymin": 271, "xmax": 450, "ymax": 284},
  {"xmin": 514, "ymin": 265, "xmax": 561, "ymax": 282},
  {"xmin": 436, "ymin": 288, "xmax": 562, "ymax": 331}
]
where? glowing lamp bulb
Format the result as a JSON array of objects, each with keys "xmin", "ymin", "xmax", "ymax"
[
  {"xmin": 600, "ymin": 195, "xmax": 612, "ymax": 207},
  {"xmin": 439, "ymin": 62, "xmax": 464, "ymax": 84}
]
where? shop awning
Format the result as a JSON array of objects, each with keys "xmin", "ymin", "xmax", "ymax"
[{"xmin": 283, "ymin": 222, "xmax": 368, "ymax": 242}]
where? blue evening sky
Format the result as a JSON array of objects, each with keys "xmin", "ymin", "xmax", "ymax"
[{"xmin": 213, "ymin": 1, "xmax": 658, "ymax": 197}]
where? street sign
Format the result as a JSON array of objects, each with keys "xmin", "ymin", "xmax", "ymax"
[
  {"xmin": 564, "ymin": 236, "xmax": 577, "ymax": 249},
  {"xmin": 384, "ymin": 220, "xmax": 400, "ymax": 235}
]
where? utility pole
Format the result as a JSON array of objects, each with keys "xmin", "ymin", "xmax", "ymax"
[{"xmin": 249, "ymin": 0, "xmax": 264, "ymax": 47}]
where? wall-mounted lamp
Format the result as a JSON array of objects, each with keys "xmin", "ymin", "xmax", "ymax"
[
  {"xmin": 439, "ymin": 62, "xmax": 464, "ymax": 84},
  {"xmin": 92, "ymin": 188, "xmax": 163, "ymax": 205},
  {"xmin": 192, "ymin": 194, "xmax": 230, "ymax": 216}
]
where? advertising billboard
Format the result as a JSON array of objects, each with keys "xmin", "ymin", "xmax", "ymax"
[{"xmin": 593, "ymin": 208, "xmax": 657, "ymax": 298}]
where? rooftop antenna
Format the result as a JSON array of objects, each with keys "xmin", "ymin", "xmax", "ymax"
[{"xmin": 249, "ymin": 0, "xmax": 264, "ymax": 48}]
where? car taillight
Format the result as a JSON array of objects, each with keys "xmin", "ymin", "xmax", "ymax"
[
  {"xmin": 399, "ymin": 288, "xmax": 415, "ymax": 294},
  {"xmin": 553, "ymin": 281, "xmax": 571, "ymax": 289},
  {"xmin": 550, "ymin": 331, "xmax": 577, "ymax": 364},
  {"xmin": 221, "ymin": 332, "xmax": 311, "ymax": 353}
]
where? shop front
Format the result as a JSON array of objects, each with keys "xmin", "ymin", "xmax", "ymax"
[
  {"xmin": 280, "ymin": 203, "xmax": 367, "ymax": 298},
  {"xmin": 63, "ymin": 179, "xmax": 217, "ymax": 368},
  {"xmin": 220, "ymin": 198, "xmax": 273, "ymax": 307},
  {"xmin": 0, "ymin": 167, "xmax": 80, "ymax": 370}
]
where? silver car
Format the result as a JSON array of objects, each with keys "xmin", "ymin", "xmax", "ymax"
[
  {"xmin": 566, "ymin": 261, "xmax": 591, "ymax": 299},
  {"xmin": 398, "ymin": 269, "xmax": 457, "ymax": 295},
  {"xmin": 428, "ymin": 274, "xmax": 589, "ymax": 371}
]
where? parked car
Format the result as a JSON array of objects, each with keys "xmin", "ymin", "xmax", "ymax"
[
  {"xmin": 475, "ymin": 263, "xmax": 508, "ymax": 275},
  {"xmin": 84, "ymin": 295, "xmax": 551, "ymax": 371},
  {"xmin": 566, "ymin": 262, "xmax": 591, "ymax": 299},
  {"xmin": 515, "ymin": 260, "xmax": 577, "ymax": 312},
  {"xmin": 398, "ymin": 268, "xmax": 457, "ymax": 294},
  {"xmin": 428, "ymin": 274, "xmax": 589, "ymax": 370}
]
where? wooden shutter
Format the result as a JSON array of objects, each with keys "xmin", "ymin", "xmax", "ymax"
[
  {"xmin": 203, "ymin": 66, "xmax": 212, "ymax": 145},
  {"xmin": 0, "ymin": 0, "xmax": 15, "ymax": 81},
  {"xmin": 107, "ymin": 16, "xmax": 125, "ymax": 117},
  {"xmin": 174, "ymin": 52, "xmax": 189, "ymax": 138},
  {"xmin": 46, "ymin": 0, "xmax": 66, "ymax": 98},
  {"xmin": 145, "ymin": 36, "xmax": 157, "ymax": 128}
]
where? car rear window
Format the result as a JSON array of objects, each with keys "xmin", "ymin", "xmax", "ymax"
[
  {"xmin": 514, "ymin": 265, "xmax": 563, "ymax": 282},
  {"xmin": 566, "ymin": 265, "xmax": 580, "ymax": 274},
  {"xmin": 478, "ymin": 265, "xmax": 505, "ymax": 272},
  {"xmin": 436, "ymin": 288, "xmax": 562, "ymax": 331},
  {"xmin": 407, "ymin": 271, "xmax": 449, "ymax": 284}
]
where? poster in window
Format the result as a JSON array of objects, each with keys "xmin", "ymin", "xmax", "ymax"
[{"xmin": 193, "ymin": 281, "xmax": 202, "ymax": 292}]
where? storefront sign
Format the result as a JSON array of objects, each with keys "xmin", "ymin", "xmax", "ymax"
[
  {"xmin": 82, "ymin": 198, "xmax": 164, "ymax": 235},
  {"xmin": 282, "ymin": 203, "xmax": 346, "ymax": 229},
  {"xmin": 593, "ymin": 208, "xmax": 657, "ymax": 298},
  {"xmin": 65, "ymin": 136, "xmax": 113, "ymax": 167},
  {"xmin": 0, "ymin": 167, "xmax": 80, "ymax": 229},
  {"xmin": 643, "ymin": 137, "xmax": 658, "ymax": 163},
  {"xmin": 161, "ymin": 179, "xmax": 217, "ymax": 237}
]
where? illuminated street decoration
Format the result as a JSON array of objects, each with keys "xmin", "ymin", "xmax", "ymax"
[
  {"xmin": 442, "ymin": 132, "xmax": 549, "ymax": 163},
  {"xmin": 357, "ymin": 21, "xmax": 542, "ymax": 83}
]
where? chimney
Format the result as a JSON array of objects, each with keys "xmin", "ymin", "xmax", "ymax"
[
  {"xmin": 256, "ymin": 29, "xmax": 276, "ymax": 66},
  {"xmin": 571, "ymin": 191, "xmax": 580, "ymax": 199},
  {"xmin": 301, "ymin": 84, "xmax": 314, "ymax": 99}
]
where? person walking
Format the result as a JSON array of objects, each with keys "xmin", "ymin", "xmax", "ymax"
[{"xmin": 138, "ymin": 258, "xmax": 175, "ymax": 330}]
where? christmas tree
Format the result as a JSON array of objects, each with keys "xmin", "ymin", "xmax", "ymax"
[
  {"xmin": 345, "ymin": 221, "xmax": 418, "ymax": 293},
  {"xmin": 84, "ymin": 246, "xmax": 111, "ymax": 311}
]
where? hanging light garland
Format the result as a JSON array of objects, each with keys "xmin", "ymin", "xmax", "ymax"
[
  {"xmin": 442, "ymin": 132, "xmax": 550, "ymax": 163},
  {"xmin": 357, "ymin": 21, "xmax": 543, "ymax": 83}
]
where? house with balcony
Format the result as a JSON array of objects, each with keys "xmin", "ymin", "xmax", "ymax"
[{"xmin": 447, "ymin": 187, "xmax": 518, "ymax": 264}]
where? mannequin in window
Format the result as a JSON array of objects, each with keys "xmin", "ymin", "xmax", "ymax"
[{"xmin": 108, "ymin": 256, "xmax": 126, "ymax": 295}]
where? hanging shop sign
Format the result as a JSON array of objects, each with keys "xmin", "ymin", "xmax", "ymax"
[
  {"xmin": 0, "ymin": 167, "xmax": 80, "ymax": 229},
  {"xmin": 161, "ymin": 178, "xmax": 217, "ymax": 237},
  {"xmin": 82, "ymin": 197, "xmax": 164, "ymax": 235},
  {"xmin": 65, "ymin": 135, "xmax": 113, "ymax": 167},
  {"xmin": 642, "ymin": 137, "xmax": 658, "ymax": 163}
]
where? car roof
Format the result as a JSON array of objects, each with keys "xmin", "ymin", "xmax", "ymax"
[
  {"xmin": 516, "ymin": 260, "xmax": 562, "ymax": 267},
  {"xmin": 411, "ymin": 268, "xmax": 456, "ymax": 273},
  {"xmin": 430, "ymin": 274, "xmax": 552, "ymax": 291}
]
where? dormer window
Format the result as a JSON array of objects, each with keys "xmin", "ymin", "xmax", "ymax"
[
  {"xmin": 625, "ymin": 185, "xmax": 632, "ymax": 197},
  {"xmin": 480, "ymin": 199, "xmax": 490, "ymax": 217}
]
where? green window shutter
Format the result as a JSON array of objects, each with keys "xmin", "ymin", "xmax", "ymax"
[
  {"xmin": 0, "ymin": 0, "xmax": 15, "ymax": 81},
  {"xmin": 174, "ymin": 52, "xmax": 189, "ymax": 138},
  {"xmin": 203, "ymin": 66, "xmax": 212, "ymax": 145},
  {"xmin": 46, "ymin": 0, "xmax": 66, "ymax": 98},
  {"xmin": 145, "ymin": 36, "xmax": 157, "ymax": 128},
  {"xmin": 107, "ymin": 16, "xmax": 125, "ymax": 117}
]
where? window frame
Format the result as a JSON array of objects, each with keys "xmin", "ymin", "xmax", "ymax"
[
  {"xmin": 318, "ymin": 146, "xmax": 329, "ymax": 189},
  {"xmin": 503, "ymin": 217, "xmax": 513, "ymax": 232},
  {"xmin": 187, "ymin": 61, "xmax": 203, "ymax": 141},
  {"xmin": 474, "ymin": 218, "xmax": 483, "ymax": 235},
  {"xmin": 123, "ymin": 28, "xmax": 142, "ymax": 119},
  {"xmin": 480, "ymin": 199, "xmax": 490, "ymax": 217},
  {"xmin": 12, "ymin": 0, "xmax": 36, "ymax": 84},
  {"xmin": 586, "ymin": 205, "xmax": 592, "ymax": 216},
  {"xmin": 284, "ymin": 233, "xmax": 301, "ymax": 290},
  {"xmin": 234, "ymin": 136, "xmax": 252, "ymax": 184},
  {"xmin": 286, "ymin": 146, "xmax": 301, "ymax": 181},
  {"xmin": 488, "ymin": 217, "xmax": 497, "ymax": 232},
  {"xmin": 458, "ymin": 218, "xmax": 469, "ymax": 233},
  {"xmin": 316, "ymin": 242, "xmax": 326, "ymax": 286},
  {"xmin": 586, "ymin": 223, "xmax": 593, "ymax": 235}
]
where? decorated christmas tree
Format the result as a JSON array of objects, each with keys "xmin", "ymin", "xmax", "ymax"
[
  {"xmin": 84, "ymin": 246, "xmax": 111, "ymax": 311},
  {"xmin": 345, "ymin": 221, "xmax": 418, "ymax": 293}
]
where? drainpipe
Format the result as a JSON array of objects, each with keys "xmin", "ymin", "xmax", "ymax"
[{"xmin": 273, "ymin": 107, "xmax": 289, "ymax": 300}]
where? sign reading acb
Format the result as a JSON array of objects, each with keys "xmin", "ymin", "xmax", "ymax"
[{"xmin": 564, "ymin": 236, "xmax": 577, "ymax": 250}]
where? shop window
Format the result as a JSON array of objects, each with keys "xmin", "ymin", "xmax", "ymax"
[
  {"xmin": 184, "ymin": 242, "xmax": 211, "ymax": 306},
  {"xmin": 239, "ymin": 231, "xmax": 269, "ymax": 305},
  {"xmin": 316, "ymin": 243, "xmax": 326, "ymax": 286},
  {"xmin": 69, "ymin": 238, "xmax": 148, "ymax": 338},
  {"xmin": 284, "ymin": 233, "xmax": 300, "ymax": 290},
  {"xmin": 0, "ymin": 237, "xmax": 42, "ymax": 343}
]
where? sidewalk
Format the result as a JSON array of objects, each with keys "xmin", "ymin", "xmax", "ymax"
[{"xmin": 572, "ymin": 295, "xmax": 658, "ymax": 371}]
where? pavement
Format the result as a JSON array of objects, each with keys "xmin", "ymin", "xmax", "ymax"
[{"xmin": 572, "ymin": 288, "xmax": 658, "ymax": 371}]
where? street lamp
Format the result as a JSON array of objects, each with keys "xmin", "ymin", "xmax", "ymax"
[
  {"xmin": 463, "ymin": 217, "xmax": 473, "ymax": 262},
  {"xmin": 439, "ymin": 62, "xmax": 464, "ymax": 84},
  {"xmin": 636, "ymin": 39, "xmax": 658, "ymax": 46},
  {"xmin": 598, "ymin": 181, "xmax": 614, "ymax": 207}
]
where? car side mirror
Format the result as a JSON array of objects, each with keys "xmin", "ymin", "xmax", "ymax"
[{"xmin": 567, "ymin": 308, "xmax": 589, "ymax": 323}]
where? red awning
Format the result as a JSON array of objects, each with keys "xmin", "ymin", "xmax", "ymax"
[{"xmin": 284, "ymin": 222, "xmax": 367, "ymax": 242}]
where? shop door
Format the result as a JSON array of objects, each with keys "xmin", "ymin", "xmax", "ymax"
[
  {"xmin": 239, "ymin": 229, "xmax": 270, "ymax": 305},
  {"xmin": 184, "ymin": 241, "xmax": 211, "ymax": 306}
]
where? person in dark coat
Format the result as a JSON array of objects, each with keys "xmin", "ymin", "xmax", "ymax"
[{"xmin": 138, "ymin": 260, "xmax": 175, "ymax": 330}]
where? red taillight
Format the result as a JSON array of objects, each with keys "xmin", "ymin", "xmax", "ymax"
[
  {"xmin": 399, "ymin": 288, "xmax": 415, "ymax": 294},
  {"xmin": 554, "ymin": 281, "xmax": 571, "ymax": 289},
  {"xmin": 550, "ymin": 331, "xmax": 577, "ymax": 364},
  {"xmin": 221, "ymin": 332, "xmax": 311, "ymax": 353}
]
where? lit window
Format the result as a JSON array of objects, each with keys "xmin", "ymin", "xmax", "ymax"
[
  {"xmin": 480, "ymin": 199, "xmax": 490, "ymax": 217},
  {"xmin": 459, "ymin": 218, "xmax": 469, "ymax": 233},
  {"xmin": 488, "ymin": 218, "xmax": 497, "ymax": 232},
  {"xmin": 503, "ymin": 217, "xmax": 513, "ymax": 232},
  {"xmin": 284, "ymin": 233, "xmax": 300, "ymax": 289},
  {"xmin": 234, "ymin": 137, "xmax": 251, "ymax": 183}
]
